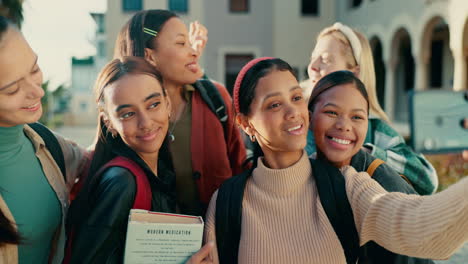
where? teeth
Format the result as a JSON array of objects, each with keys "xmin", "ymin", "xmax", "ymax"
[
  {"xmin": 25, "ymin": 103, "xmax": 39, "ymax": 109},
  {"xmin": 287, "ymin": 125, "xmax": 301, "ymax": 132},
  {"xmin": 330, "ymin": 137, "xmax": 351, "ymax": 145}
]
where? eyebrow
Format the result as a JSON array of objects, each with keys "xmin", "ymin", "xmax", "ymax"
[
  {"xmin": 262, "ymin": 85, "xmax": 302, "ymax": 102},
  {"xmin": 323, "ymin": 102, "xmax": 367, "ymax": 113},
  {"xmin": 0, "ymin": 55, "xmax": 39, "ymax": 91},
  {"xmin": 114, "ymin": 92, "xmax": 162, "ymax": 112}
]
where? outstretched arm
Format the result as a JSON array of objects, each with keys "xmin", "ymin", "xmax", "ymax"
[{"xmin": 343, "ymin": 166, "xmax": 468, "ymax": 260}]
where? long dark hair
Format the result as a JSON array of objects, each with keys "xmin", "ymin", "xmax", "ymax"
[
  {"xmin": 0, "ymin": 15, "xmax": 22, "ymax": 246},
  {"xmin": 308, "ymin": 70, "xmax": 369, "ymax": 114},
  {"xmin": 67, "ymin": 57, "xmax": 172, "ymax": 231},
  {"xmin": 234, "ymin": 58, "xmax": 296, "ymax": 167},
  {"xmin": 114, "ymin": 9, "xmax": 177, "ymax": 58}
]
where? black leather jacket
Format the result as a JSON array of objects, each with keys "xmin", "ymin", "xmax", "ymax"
[{"xmin": 68, "ymin": 146, "xmax": 176, "ymax": 264}]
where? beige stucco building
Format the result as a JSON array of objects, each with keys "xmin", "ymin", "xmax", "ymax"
[{"xmin": 103, "ymin": 0, "xmax": 467, "ymax": 132}]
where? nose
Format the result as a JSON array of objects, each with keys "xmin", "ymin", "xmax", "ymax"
[
  {"xmin": 335, "ymin": 117, "xmax": 351, "ymax": 132},
  {"xmin": 190, "ymin": 45, "xmax": 199, "ymax": 58},
  {"xmin": 24, "ymin": 73, "xmax": 44, "ymax": 100},
  {"xmin": 138, "ymin": 111, "xmax": 153, "ymax": 130},
  {"xmin": 285, "ymin": 103, "xmax": 301, "ymax": 121},
  {"xmin": 308, "ymin": 58, "xmax": 320, "ymax": 73}
]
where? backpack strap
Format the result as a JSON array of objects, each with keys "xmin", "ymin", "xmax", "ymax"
[
  {"xmin": 215, "ymin": 169, "xmax": 252, "ymax": 264},
  {"xmin": 100, "ymin": 156, "xmax": 152, "ymax": 210},
  {"xmin": 28, "ymin": 122, "xmax": 66, "ymax": 182},
  {"xmin": 311, "ymin": 158, "xmax": 360, "ymax": 264},
  {"xmin": 193, "ymin": 79, "xmax": 228, "ymax": 135},
  {"xmin": 366, "ymin": 158, "xmax": 385, "ymax": 177},
  {"xmin": 366, "ymin": 158, "xmax": 414, "ymax": 188}
]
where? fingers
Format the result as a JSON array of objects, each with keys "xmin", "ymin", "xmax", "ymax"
[
  {"xmin": 189, "ymin": 21, "xmax": 196, "ymax": 39},
  {"xmin": 186, "ymin": 242, "xmax": 214, "ymax": 264},
  {"xmin": 462, "ymin": 150, "xmax": 468, "ymax": 161}
]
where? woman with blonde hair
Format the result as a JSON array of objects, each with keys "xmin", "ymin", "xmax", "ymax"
[{"xmin": 305, "ymin": 22, "xmax": 438, "ymax": 195}]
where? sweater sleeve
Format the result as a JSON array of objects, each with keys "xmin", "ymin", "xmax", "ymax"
[
  {"xmin": 213, "ymin": 81, "xmax": 247, "ymax": 175},
  {"xmin": 364, "ymin": 118, "xmax": 438, "ymax": 195},
  {"xmin": 342, "ymin": 165, "xmax": 468, "ymax": 260},
  {"xmin": 204, "ymin": 190, "xmax": 220, "ymax": 264}
]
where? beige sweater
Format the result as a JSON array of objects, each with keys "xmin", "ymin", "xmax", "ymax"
[{"xmin": 204, "ymin": 151, "xmax": 468, "ymax": 264}]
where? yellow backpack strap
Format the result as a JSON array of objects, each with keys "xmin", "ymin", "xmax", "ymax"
[
  {"xmin": 399, "ymin": 174, "xmax": 413, "ymax": 186},
  {"xmin": 366, "ymin": 159, "xmax": 385, "ymax": 177}
]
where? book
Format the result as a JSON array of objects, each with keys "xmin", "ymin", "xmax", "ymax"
[{"xmin": 124, "ymin": 209, "xmax": 204, "ymax": 264}]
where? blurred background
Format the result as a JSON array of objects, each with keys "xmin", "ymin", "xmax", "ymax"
[{"xmin": 1, "ymin": 0, "xmax": 467, "ymax": 261}]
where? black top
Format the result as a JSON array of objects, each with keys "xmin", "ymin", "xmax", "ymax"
[{"xmin": 69, "ymin": 139, "xmax": 176, "ymax": 264}]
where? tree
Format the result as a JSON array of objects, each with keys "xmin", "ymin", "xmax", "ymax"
[{"xmin": 39, "ymin": 81, "xmax": 72, "ymax": 127}]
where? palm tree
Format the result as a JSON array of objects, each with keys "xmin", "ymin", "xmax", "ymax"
[{"xmin": 0, "ymin": 0, "xmax": 24, "ymax": 28}]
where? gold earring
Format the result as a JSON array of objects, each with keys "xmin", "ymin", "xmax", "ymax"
[{"xmin": 250, "ymin": 134, "xmax": 256, "ymax": 142}]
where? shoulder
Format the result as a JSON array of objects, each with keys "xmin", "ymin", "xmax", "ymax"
[
  {"xmin": 369, "ymin": 118, "xmax": 400, "ymax": 138},
  {"xmin": 350, "ymin": 149, "xmax": 375, "ymax": 171},
  {"xmin": 99, "ymin": 166, "xmax": 137, "ymax": 190},
  {"xmin": 199, "ymin": 79, "xmax": 233, "ymax": 104},
  {"xmin": 219, "ymin": 169, "xmax": 251, "ymax": 191},
  {"xmin": 212, "ymin": 80, "xmax": 231, "ymax": 99},
  {"xmin": 372, "ymin": 162, "xmax": 416, "ymax": 194},
  {"xmin": 92, "ymin": 166, "xmax": 137, "ymax": 203}
]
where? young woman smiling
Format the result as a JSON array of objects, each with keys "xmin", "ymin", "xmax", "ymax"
[
  {"xmin": 66, "ymin": 57, "xmax": 213, "ymax": 264},
  {"xmin": 0, "ymin": 16, "xmax": 89, "ymax": 264},
  {"xmin": 304, "ymin": 23, "xmax": 438, "ymax": 195},
  {"xmin": 204, "ymin": 57, "xmax": 468, "ymax": 264}
]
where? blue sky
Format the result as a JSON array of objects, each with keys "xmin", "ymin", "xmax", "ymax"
[{"xmin": 22, "ymin": 0, "xmax": 106, "ymax": 89}]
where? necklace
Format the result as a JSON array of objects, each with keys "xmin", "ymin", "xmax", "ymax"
[{"xmin": 168, "ymin": 101, "xmax": 188, "ymax": 142}]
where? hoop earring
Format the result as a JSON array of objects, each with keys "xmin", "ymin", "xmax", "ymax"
[{"xmin": 250, "ymin": 134, "xmax": 256, "ymax": 142}]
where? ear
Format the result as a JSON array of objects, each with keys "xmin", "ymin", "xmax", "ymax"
[
  {"xmin": 236, "ymin": 114, "xmax": 255, "ymax": 136},
  {"xmin": 101, "ymin": 112, "xmax": 112, "ymax": 129},
  {"xmin": 165, "ymin": 95, "xmax": 172, "ymax": 118},
  {"xmin": 144, "ymin": 48, "xmax": 158, "ymax": 67},
  {"xmin": 351, "ymin": 65, "xmax": 360, "ymax": 78}
]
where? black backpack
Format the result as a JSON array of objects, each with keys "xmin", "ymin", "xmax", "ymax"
[
  {"xmin": 28, "ymin": 122, "xmax": 66, "ymax": 182},
  {"xmin": 193, "ymin": 79, "xmax": 228, "ymax": 137},
  {"xmin": 215, "ymin": 157, "xmax": 434, "ymax": 264}
]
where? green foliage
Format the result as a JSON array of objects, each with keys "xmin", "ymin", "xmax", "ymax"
[
  {"xmin": 426, "ymin": 154, "xmax": 468, "ymax": 191},
  {"xmin": 39, "ymin": 81, "xmax": 71, "ymax": 128}
]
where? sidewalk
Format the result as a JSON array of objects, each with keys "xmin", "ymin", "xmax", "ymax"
[{"xmin": 434, "ymin": 243, "xmax": 468, "ymax": 264}]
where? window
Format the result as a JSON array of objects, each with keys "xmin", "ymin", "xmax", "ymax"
[
  {"xmin": 122, "ymin": 0, "xmax": 142, "ymax": 12},
  {"xmin": 225, "ymin": 54, "xmax": 254, "ymax": 94},
  {"xmin": 230, "ymin": 0, "xmax": 249, "ymax": 13},
  {"xmin": 80, "ymin": 102, "xmax": 88, "ymax": 112},
  {"xmin": 351, "ymin": 0, "xmax": 362, "ymax": 8},
  {"xmin": 302, "ymin": 0, "xmax": 319, "ymax": 16},
  {"xmin": 430, "ymin": 40, "xmax": 443, "ymax": 88},
  {"xmin": 169, "ymin": 0, "xmax": 188, "ymax": 13},
  {"xmin": 98, "ymin": 41, "xmax": 106, "ymax": 58},
  {"xmin": 96, "ymin": 15, "xmax": 105, "ymax": 33}
]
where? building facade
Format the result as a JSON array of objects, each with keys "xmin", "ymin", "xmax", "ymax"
[
  {"xmin": 68, "ymin": 12, "xmax": 107, "ymax": 126},
  {"xmin": 105, "ymin": 0, "xmax": 467, "ymax": 131}
]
